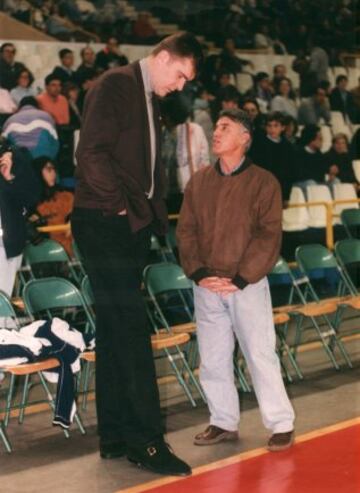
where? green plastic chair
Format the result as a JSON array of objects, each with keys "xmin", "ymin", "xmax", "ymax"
[
  {"xmin": 341, "ymin": 209, "xmax": 360, "ymax": 238},
  {"xmin": 144, "ymin": 262, "xmax": 211, "ymax": 405},
  {"xmin": 23, "ymin": 239, "xmax": 82, "ymax": 285},
  {"xmin": 70, "ymin": 240, "xmax": 87, "ymax": 280},
  {"xmin": 295, "ymin": 244, "xmax": 354, "ymax": 369},
  {"xmin": 335, "ymin": 239, "xmax": 360, "ymax": 296}
]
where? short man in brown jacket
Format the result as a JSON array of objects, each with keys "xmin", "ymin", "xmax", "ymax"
[
  {"xmin": 72, "ymin": 33, "xmax": 202, "ymax": 477},
  {"xmin": 177, "ymin": 109, "xmax": 295, "ymax": 451}
]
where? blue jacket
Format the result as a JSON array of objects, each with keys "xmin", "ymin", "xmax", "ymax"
[{"xmin": 0, "ymin": 147, "xmax": 40, "ymax": 258}]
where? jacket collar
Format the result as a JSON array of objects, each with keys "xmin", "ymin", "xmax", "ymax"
[{"xmin": 215, "ymin": 156, "xmax": 253, "ymax": 176}]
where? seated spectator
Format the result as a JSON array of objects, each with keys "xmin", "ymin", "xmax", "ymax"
[
  {"xmin": 0, "ymin": 137, "xmax": 40, "ymax": 296},
  {"xmin": 298, "ymin": 85, "xmax": 331, "ymax": 125},
  {"xmin": 294, "ymin": 125, "xmax": 328, "ymax": 198},
  {"xmin": 270, "ymin": 77, "xmax": 298, "ymax": 118},
  {"xmin": 0, "ymin": 43, "xmax": 26, "ymax": 91},
  {"xmin": 2, "ymin": 96, "xmax": 59, "ymax": 160},
  {"xmin": 219, "ymin": 86, "xmax": 240, "ymax": 111},
  {"xmin": 330, "ymin": 75, "xmax": 356, "ymax": 123},
  {"xmin": 95, "ymin": 37, "xmax": 128, "ymax": 73},
  {"xmin": 52, "ymin": 48, "xmax": 77, "ymax": 85},
  {"xmin": 292, "ymin": 49, "xmax": 317, "ymax": 97},
  {"xmin": 351, "ymin": 77, "xmax": 360, "ymax": 124},
  {"xmin": 0, "ymin": 87, "xmax": 17, "ymax": 114},
  {"xmin": 63, "ymin": 82, "xmax": 81, "ymax": 129},
  {"xmin": 75, "ymin": 45, "xmax": 96, "ymax": 82},
  {"xmin": 309, "ymin": 43, "xmax": 329, "ymax": 84},
  {"xmin": 283, "ymin": 115, "xmax": 299, "ymax": 145},
  {"xmin": 75, "ymin": 67, "xmax": 98, "ymax": 113},
  {"xmin": 32, "ymin": 156, "xmax": 74, "ymax": 255},
  {"xmin": 10, "ymin": 68, "xmax": 36, "ymax": 106},
  {"xmin": 249, "ymin": 112, "xmax": 296, "ymax": 201},
  {"xmin": 160, "ymin": 93, "xmax": 210, "ymax": 214},
  {"xmin": 218, "ymin": 38, "xmax": 253, "ymax": 78},
  {"xmin": 324, "ymin": 133, "xmax": 356, "ymax": 184},
  {"xmin": 242, "ymin": 98, "xmax": 266, "ymax": 139},
  {"xmin": 272, "ymin": 64, "xmax": 287, "ymax": 93},
  {"xmin": 247, "ymin": 72, "xmax": 273, "ymax": 113},
  {"xmin": 37, "ymin": 74, "xmax": 70, "ymax": 126},
  {"xmin": 132, "ymin": 12, "xmax": 158, "ymax": 44}
]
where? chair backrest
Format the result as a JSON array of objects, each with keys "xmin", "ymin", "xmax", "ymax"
[
  {"xmin": 236, "ymin": 72, "xmax": 253, "ymax": 93},
  {"xmin": 341, "ymin": 208, "xmax": 360, "ymax": 238},
  {"xmin": 320, "ymin": 125, "xmax": 332, "ymax": 153},
  {"xmin": 331, "ymin": 111, "xmax": 352, "ymax": 139},
  {"xmin": 0, "ymin": 290, "xmax": 20, "ymax": 329},
  {"xmin": 335, "ymin": 239, "xmax": 360, "ymax": 295},
  {"xmin": 296, "ymin": 244, "xmax": 338, "ymax": 272},
  {"xmin": 24, "ymin": 239, "xmax": 70, "ymax": 265},
  {"xmin": 333, "ymin": 184, "xmax": 358, "ymax": 218},
  {"xmin": 81, "ymin": 275, "xmax": 94, "ymax": 307},
  {"xmin": 282, "ymin": 186, "xmax": 309, "ymax": 232},
  {"xmin": 144, "ymin": 263, "xmax": 192, "ymax": 296},
  {"xmin": 352, "ymin": 160, "xmax": 360, "ymax": 183},
  {"xmin": 23, "ymin": 277, "xmax": 95, "ymax": 333},
  {"xmin": 306, "ymin": 185, "xmax": 332, "ymax": 228}
]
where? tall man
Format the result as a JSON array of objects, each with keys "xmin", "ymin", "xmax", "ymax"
[
  {"xmin": 177, "ymin": 109, "xmax": 295, "ymax": 451},
  {"xmin": 71, "ymin": 32, "xmax": 202, "ymax": 477}
]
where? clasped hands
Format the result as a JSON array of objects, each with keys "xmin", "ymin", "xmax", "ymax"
[{"xmin": 198, "ymin": 276, "xmax": 238, "ymax": 296}]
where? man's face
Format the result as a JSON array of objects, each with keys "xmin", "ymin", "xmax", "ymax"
[
  {"xmin": 266, "ymin": 120, "xmax": 284, "ymax": 140},
  {"xmin": 243, "ymin": 102, "xmax": 259, "ymax": 121},
  {"xmin": 212, "ymin": 116, "xmax": 250, "ymax": 157},
  {"xmin": 107, "ymin": 38, "xmax": 119, "ymax": 54},
  {"xmin": 46, "ymin": 79, "xmax": 62, "ymax": 97},
  {"xmin": 315, "ymin": 88, "xmax": 327, "ymax": 105},
  {"xmin": 259, "ymin": 77, "xmax": 270, "ymax": 90},
  {"xmin": 82, "ymin": 47, "xmax": 95, "ymax": 65},
  {"xmin": 1, "ymin": 44, "xmax": 16, "ymax": 64},
  {"xmin": 338, "ymin": 78, "xmax": 348, "ymax": 91},
  {"xmin": 310, "ymin": 131, "xmax": 323, "ymax": 151},
  {"xmin": 274, "ymin": 64, "xmax": 286, "ymax": 78},
  {"xmin": 334, "ymin": 136, "xmax": 348, "ymax": 154},
  {"xmin": 62, "ymin": 53, "xmax": 74, "ymax": 69},
  {"xmin": 221, "ymin": 100, "xmax": 239, "ymax": 110},
  {"xmin": 152, "ymin": 52, "xmax": 195, "ymax": 97}
]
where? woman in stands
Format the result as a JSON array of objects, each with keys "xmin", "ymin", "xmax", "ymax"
[
  {"xmin": 10, "ymin": 68, "xmax": 36, "ymax": 106},
  {"xmin": 324, "ymin": 133, "xmax": 358, "ymax": 188},
  {"xmin": 32, "ymin": 156, "xmax": 74, "ymax": 255},
  {"xmin": 270, "ymin": 77, "xmax": 298, "ymax": 119}
]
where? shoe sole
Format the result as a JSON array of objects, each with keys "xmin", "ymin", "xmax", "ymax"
[
  {"xmin": 194, "ymin": 433, "xmax": 239, "ymax": 446},
  {"xmin": 127, "ymin": 457, "xmax": 192, "ymax": 477},
  {"xmin": 267, "ymin": 440, "xmax": 294, "ymax": 452}
]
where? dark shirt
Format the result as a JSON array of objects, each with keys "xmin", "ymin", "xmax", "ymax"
[
  {"xmin": 324, "ymin": 149, "xmax": 356, "ymax": 183},
  {"xmin": 52, "ymin": 66, "xmax": 78, "ymax": 85},
  {"xmin": 295, "ymin": 148, "xmax": 327, "ymax": 183},
  {"xmin": 0, "ymin": 59, "xmax": 26, "ymax": 91},
  {"xmin": 95, "ymin": 50, "xmax": 129, "ymax": 72}
]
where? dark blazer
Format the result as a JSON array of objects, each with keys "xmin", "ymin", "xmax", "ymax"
[
  {"xmin": 330, "ymin": 88, "xmax": 355, "ymax": 122},
  {"xmin": 52, "ymin": 66, "xmax": 77, "ymax": 85},
  {"xmin": 0, "ymin": 147, "xmax": 40, "ymax": 258},
  {"xmin": 74, "ymin": 61, "xmax": 168, "ymax": 234}
]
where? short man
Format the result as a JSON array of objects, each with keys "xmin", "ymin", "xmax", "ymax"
[
  {"xmin": 75, "ymin": 46, "xmax": 96, "ymax": 83},
  {"xmin": 37, "ymin": 74, "xmax": 70, "ymax": 126},
  {"xmin": 177, "ymin": 109, "xmax": 295, "ymax": 451},
  {"xmin": 330, "ymin": 75, "xmax": 355, "ymax": 123},
  {"xmin": 52, "ymin": 48, "xmax": 77, "ymax": 85},
  {"xmin": 0, "ymin": 43, "xmax": 25, "ymax": 91},
  {"xmin": 71, "ymin": 32, "xmax": 202, "ymax": 477},
  {"xmin": 298, "ymin": 85, "xmax": 331, "ymax": 125}
]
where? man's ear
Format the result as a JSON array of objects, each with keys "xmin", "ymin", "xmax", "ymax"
[{"xmin": 157, "ymin": 50, "xmax": 171, "ymax": 66}]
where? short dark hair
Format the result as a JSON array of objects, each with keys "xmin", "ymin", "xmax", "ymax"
[
  {"xmin": 152, "ymin": 32, "xmax": 203, "ymax": 72},
  {"xmin": 299, "ymin": 124, "xmax": 320, "ymax": 146},
  {"xmin": 254, "ymin": 72, "xmax": 269, "ymax": 84},
  {"xmin": 159, "ymin": 92, "xmax": 191, "ymax": 126},
  {"xmin": 59, "ymin": 48, "xmax": 73, "ymax": 60},
  {"xmin": 0, "ymin": 42, "xmax": 15, "ymax": 53},
  {"xmin": 336, "ymin": 74, "xmax": 348, "ymax": 85},
  {"xmin": 45, "ymin": 73, "xmax": 62, "ymax": 85},
  {"xmin": 219, "ymin": 85, "xmax": 239, "ymax": 103},
  {"xmin": 19, "ymin": 96, "xmax": 39, "ymax": 109},
  {"xmin": 242, "ymin": 98, "xmax": 260, "ymax": 112},
  {"xmin": 218, "ymin": 109, "xmax": 253, "ymax": 136},
  {"xmin": 266, "ymin": 112, "xmax": 285, "ymax": 125}
]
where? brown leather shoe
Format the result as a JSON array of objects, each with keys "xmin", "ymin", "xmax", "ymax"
[
  {"xmin": 194, "ymin": 425, "xmax": 239, "ymax": 446},
  {"xmin": 267, "ymin": 431, "xmax": 294, "ymax": 452}
]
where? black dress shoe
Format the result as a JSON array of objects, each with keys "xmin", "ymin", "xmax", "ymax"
[
  {"xmin": 127, "ymin": 439, "xmax": 192, "ymax": 477},
  {"xmin": 100, "ymin": 440, "xmax": 126, "ymax": 459}
]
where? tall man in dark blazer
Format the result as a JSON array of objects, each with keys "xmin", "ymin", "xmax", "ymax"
[{"xmin": 71, "ymin": 32, "xmax": 202, "ymax": 477}]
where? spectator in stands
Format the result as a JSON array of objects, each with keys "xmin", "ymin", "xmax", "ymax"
[
  {"xmin": 309, "ymin": 41, "xmax": 329, "ymax": 84},
  {"xmin": 324, "ymin": 133, "xmax": 356, "ymax": 185},
  {"xmin": 219, "ymin": 86, "xmax": 240, "ymax": 111},
  {"xmin": 283, "ymin": 115, "xmax": 299, "ymax": 145},
  {"xmin": 63, "ymin": 82, "xmax": 81, "ymax": 129},
  {"xmin": 242, "ymin": 98, "xmax": 266, "ymax": 139},
  {"xmin": 95, "ymin": 37, "xmax": 128, "ymax": 73},
  {"xmin": 0, "ymin": 43, "xmax": 25, "ymax": 91},
  {"xmin": 351, "ymin": 77, "xmax": 360, "ymax": 124},
  {"xmin": 160, "ymin": 92, "xmax": 210, "ymax": 213},
  {"xmin": 132, "ymin": 12, "xmax": 158, "ymax": 44},
  {"xmin": 298, "ymin": 85, "xmax": 331, "ymax": 126},
  {"xmin": 0, "ymin": 87, "xmax": 17, "ymax": 115},
  {"xmin": 272, "ymin": 64, "xmax": 287, "ymax": 93},
  {"xmin": 10, "ymin": 68, "xmax": 36, "ymax": 106},
  {"xmin": 37, "ymin": 74, "xmax": 70, "ymax": 126},
  {"xmin": 247, "ymin": 72, "xmax": 273, "ymax": 113},
  {"xmin": 75, "ymin": 67, "xmax": 98, "ymax": 113},
  {"xmin": 218, "ymin": 38, "xmax": 253, "ymax": 79},
  {"xmin": 0, "ymin": 137, "xmax": 40, "ymax": 296},
  {"xmin": 52, "ymin": 48, "xmax": 77, "ymax": 85},
  {"xmin": 32, "ymin": 156, "xmax": 74, "ymax": 255},
  {"xmin": 2, "ymin": 96, "xmax": 59, "ymax": 160},
  {"xmin": 294, "ymin": 125, "xmax": 327, "ymax": 198},
  {"xmin": 292, "ymin": 49, "xmax": 317, "ymax": 97},
  {"xmin": 330, "ymin": 75, "xmax": 355, "ymax": 123},
  {"xmin": 177, "ymin": 108, "xmax": 295, "ymax": 452},
  {"xmin": 270, "ymin": 77, "xmax": 297, "ymax": 119},
  {"xmin": 250, "ymin": 112, "xmax": 296, "ymax": 201},
  {"xmin": 75, "ymin": 45, "xmax": 96, "ymax": 82}
]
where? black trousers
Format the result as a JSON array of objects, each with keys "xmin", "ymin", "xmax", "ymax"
[{"xmin": 71, "ymin": 208, "xmax": 163, "ymax": 445}]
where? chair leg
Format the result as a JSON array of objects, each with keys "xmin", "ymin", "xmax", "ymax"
[
  {"xmin": 0, "ymin": 420, "xmax": 12, "ymax": 453},
  {"xmin": 81, "ymin": 361, "xmax": 92, "ymax": 412},
  {"xmin": 276, "ymin": 327, "xmax": 304, "ymax": 380},
  {"xmin": 163, "ymin": 348, "xmax": 197, "ymax": 407},
  {"xmin": 309, "ymin": 317, "xmax": 341, "ymax": 370},
  {"xmin": 176, "ymin": 346, "xmax": 207, "ymax": 404},
  {"xmin": 37, "ymin": 372, "xmax": 70, "ymax": 439},
  {"xmin": 18, "ymin": 374, "xmax": 31, "ymax": 424},
  {"xmin": 4, "ymin": 374, "xmax": 16, "ymax": 427}
]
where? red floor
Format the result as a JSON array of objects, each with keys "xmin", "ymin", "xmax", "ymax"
[{"xmin": 141, "ymin": 424, "xmax": 360, "ymax": 493}]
